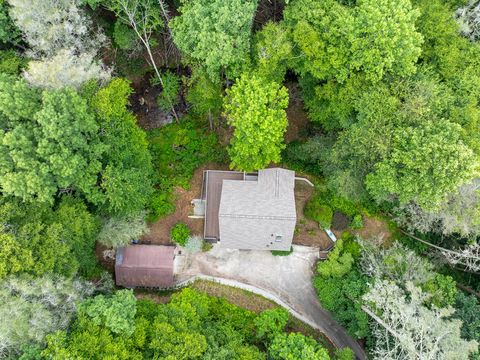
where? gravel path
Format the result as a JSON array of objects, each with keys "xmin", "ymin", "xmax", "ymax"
[{"xmin": 174, "ymin": 244, "xmax": 367, "ymax": 360}]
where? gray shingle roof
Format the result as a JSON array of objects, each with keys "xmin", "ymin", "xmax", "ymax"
[{"xmin": 218, "ymin": 168, "xmax": 296, "ymax": 250}]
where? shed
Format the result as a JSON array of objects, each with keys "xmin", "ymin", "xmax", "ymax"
[{"xmin": 115, "ymin": 245, "xmax": 175, "ymax": 288}]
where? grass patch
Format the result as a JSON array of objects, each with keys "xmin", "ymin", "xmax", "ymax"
[{"xmin": 271, "ymin": 247, "xmax": 293, "ymax": 256}]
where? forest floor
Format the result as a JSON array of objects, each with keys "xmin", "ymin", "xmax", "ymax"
[{"xmin": 141, "ymin": 163, "xmax": 228, "ymax": 245}]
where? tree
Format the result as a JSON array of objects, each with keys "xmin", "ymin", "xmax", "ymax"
[
  {"xmin": 97, "ymin": 212, "xmax": 148, "ymax": 248},
  {"xmin": 365, "ymin": 119, "xmax": 477, "ymax": 210},
  {"xmin": 0, "ymin": 77, "xmax": 104, "ymax": 203},
  {"xmin": 0, "ymin": 196, "xmax": 100, "ymax": 278},
  {"xmin": 394, "ymin": 180, "xmax": 480, "ymax": 238},
  {"xmin": 268, "ymin": 333, "xmax": 330, "ymax": 360},
  {"xmin": 455, "ymin": 0, "xmax": 480, "ymax": 41},
  {"xmin": 362, "ymin": 280, "xmax": 478, "ymax": 360},
  {"xmin": 8, "ymin": 0, "xmax": 110, "ymax": 88},
  {"xmin": 91, "ymin": 78, "xmax": 154, "ymax": 215},
  {"xmin": 254, "ymin": 308, "xmax": 289, "ymax": 342},
  {"xmin": 453, "ymin": 292, "xmax": 480, "ymax": 344},
  {"xmin": 284, "ymin": 0, "xmax": 422, "ymax": 83},
  {"xmin": 0, "ymin": 275, "xmax": 93, "ymax": 358},
  {"xmin": 317, "ymin": 238, "xmax": 353, "ymax": 278},
  {"xmin": 107, "ymin": 0, "xmax": 178, "ymax": 121},
  {"xmin": 79, "ymin": 290, "xmax": 137, "ymax": 336},
  {"xmin": 170, "ymin": 0, "xmax": 257, "ymax": 80},
  {"xmin": 224, "ymin": 74, "xmax": 289, "ymax": 171},
  {"xmin": 252, "ymin": 21, "xmax": 292, "ymax": 83},
  {"xmin": 0, "ymin": 0, "xmax": 19, "ymax": 45}
]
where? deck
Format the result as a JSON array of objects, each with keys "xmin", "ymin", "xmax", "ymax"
[{"xmin": 203, "ymin": 170, "xmax": 244, "ymax": 240}]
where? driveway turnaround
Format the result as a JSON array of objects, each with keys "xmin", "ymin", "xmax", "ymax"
[{"xmin": 175, "ymin": 244, "xmax": 367, "ymax": 360}]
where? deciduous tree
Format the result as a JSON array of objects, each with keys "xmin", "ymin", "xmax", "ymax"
[{"xmin": 224, "ymin": 74, "xmax": 288, "ymax": 171}]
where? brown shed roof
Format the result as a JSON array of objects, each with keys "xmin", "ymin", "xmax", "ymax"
[{"xmin": 115, "ymin": 245, "xmax": 175, "ymax": 288}]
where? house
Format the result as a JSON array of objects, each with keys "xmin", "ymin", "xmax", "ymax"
[
  {"xmin": 115, "ymin": 245, "xmax": 175, "ymax": 288},
  {"xmin": 199, "ymin": 168, "xmax": 297, "ymax": 251}
]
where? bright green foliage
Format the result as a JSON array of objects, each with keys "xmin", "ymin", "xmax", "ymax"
[
  {"xmin": 317, "ymin": 239, "xmax": 354, "ymax": 278},
  {"xmin": 224, "ymin": 74, "xmax": 289, "ymax": 171},
  {"xmin": 79, "ymin": 290, "xmax": 137, "ymax": 336},
  {"xmin": 0, "ymin": 230, "xmax": 33, "ymax": 279},
  {"xmin": 334, "ymin": 347, "xmax": 355, "ymax": 360},
  {"xmin": 350, "ymin": 0, "xmax": 422, "ymax": 82},
  {"xmin": 284, "ymin": 0, "xmax": 354, "ymax": 82},
  {"xmin": 0, "ymin": 196, "xmax": 100, "ymax": 278},
  {"xmin": 170, "ymin": 0, "xmax": 257, "ymax": 79},
  {"xmin": 253, "ymin": 22, "xmax": 292, "ymax": 83},
  {"xmin": 92, "ymin": 78, "xmax": 154, "ymax": 216},
  {"xmin": 350, "ymin": 215, "xmax": 363, "ymax": 230},
  {"xmin": 305, "ymin": 195, "xmax": 334, "ymax": 228},
  {"xmin": 97, "ymin": 212, "xmax": 148, "ymax": 248},
  {"xmin": 284, "ymin": 0, "xmax": 422, "ymax": 83},
  {"xmin": 422, "ymin": 274, "xmax": 457, "ymax": 308},
  {"xmin": 42, "ymin": 288, "xmax": 329, "ymax": 359},
  {"xmin": 254, "ymin": 308, "xmax": 289, "ymax": 342},
  {"xmin": 0, "ymin": 274, "xmax": 93, "ymax": 358},
  {"xmin": 170, "ymin": 223, "xmax": 190, "ymax": 246},
  {"xmin": 365, "ymin": 120, "xmax": 477, "ymax": 210},
  {"xmin": 0, "ymin": 75, "xmax": 104, "ymax": 204},
  {"xmin": 268, "ymin": 333, "xmax": 330, "ymax": 360},
  {"xmin": 153, "ymin": 71, "xmax": 181, "ymax": 111},
  {"xmin": 185, "ymin": 67, "xmax": 223, "ymax": 121},
  {"xmin": 113, "ymin": 20, "xmax": 137, "ymax": 50}
]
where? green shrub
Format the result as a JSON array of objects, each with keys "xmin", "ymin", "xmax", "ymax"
[
  {"xmin": 170, "ymin": 223, "xmax": 190, "ymax": 246},
  {"xmin": 335, "ymin": 347, "xmax": 355, "ymax": 360},
  {"xmin": 305, "ymin": 196, "xmax": 333, "ymax": 228},
  {"xmin": 202, "ymin": 242, "xmax": 213, "ymax": 252},
  {"xmin": 152, "ymin": 71, "xmax": 181, "ymax": 111},
  {"xmin": 271, "ymin": 247, "xmax": 293, "ymax": 256},
  {"xmin": 0, "ymin": 50, "xmax": 24, "ymax": 75},
  {"xmin": 350, "ymin": 214, "xmax": 363, "ymax": 230},
  {"xmin": 113, "ymin": 20, "xmax": 137, "ymax": 50},
  {"xmin": 146, "ymin": 192, "xmax": 175, "ymax": 223}
]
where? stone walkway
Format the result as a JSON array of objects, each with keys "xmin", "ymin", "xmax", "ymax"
[{"xmin": 174, "ymin": 244, "xmax": 367, "ymax": 360}]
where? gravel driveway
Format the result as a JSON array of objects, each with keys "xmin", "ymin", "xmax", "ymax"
[{"xmin": 175, "ymin": 244, "xmax": 367, "ymax": 360}]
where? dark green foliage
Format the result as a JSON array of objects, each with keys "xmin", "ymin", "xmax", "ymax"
[
  {"xmin": 314, "ymin": 237, "xmax": 369, "ymax": 339},
  {"xmin": 453, "ymin": 292, "xmax": 480, "ymax": 343},
  {"xmin": 113, "ymin": 20, "xmax": 137, "ymax": 50},
  {"xmin": 152, "ymin": 71, "xmax": 181, "ymax": 111},
  {"xmin": 282, "ymin": 136, "xmax": 334, "ymax": 176},
  {"xmin": 271, "ymin": 247, "xmax": 293, "ymax": 256},
  {"xmin": 170, "ymin": 223, "xmax": 190, "ymax": 246},
  {"xmin": 305, "ymin": 195, "xmax": 333, "ymax": 228},
  {"xmin": 185, "ymin": 67, "xmax": 223, "ymax": 121},
  {"xmin": 42, "ymin": 288, "xmax": 332, "ymax": 359},
  {"xmin": 0, "ymin": 0, "xmax": 20, "ymax": 45},
  {"xmin": 92, "ymin": 78, "xmax": 154, "ymax": 216}
]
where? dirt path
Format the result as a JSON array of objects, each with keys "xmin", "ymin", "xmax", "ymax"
[{"xmin": 175, "ymin": 245, "xmax": 367, "ymax": 359}]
